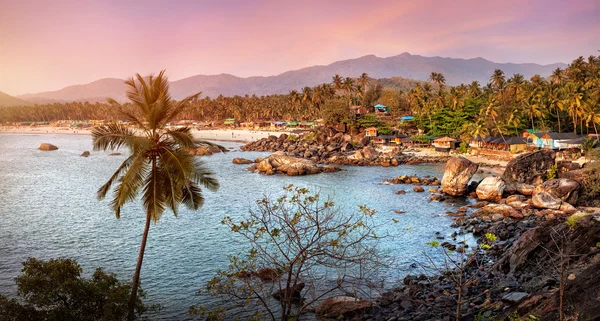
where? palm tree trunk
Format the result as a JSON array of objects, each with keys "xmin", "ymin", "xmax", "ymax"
[
  {"xmin": 557, "ymin": 109, "xmax": 562, "ymax": 133},
  {"xmin": 128, "ymin": 181, "xmax": 154, "ymax": 320}
]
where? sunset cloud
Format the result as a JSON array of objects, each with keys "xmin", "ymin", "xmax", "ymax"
[{"xmin": 1, "ymin": 0, "xmax": 598, "ymax": 95}]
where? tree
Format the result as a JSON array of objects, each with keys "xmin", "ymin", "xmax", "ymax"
[
  {"xmin": 320, "ymin": 98, "xmax": 351, "ymax": 125},
  {"xmin": 92, "ymin": 71, "xmax": 220, "ymax": 321},
  {"xmin": 194, "ymin": 186, "xmax": 385, "ymax": 321},
  {"xmin": 0, "ymin": 258, "xmax": 151, "ymax": 321}
]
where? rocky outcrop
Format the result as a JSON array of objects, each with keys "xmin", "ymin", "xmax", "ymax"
[
  {"xmin": 272, "ymin": 283, "xmax": 304, "ymax": 302},
  {"xmin": 38, "ymin": 143, "xmax": 58, "ymax": 151},
  {"xmin": 187, "ymin": 144, "xmax": 226, "ymax": 156},
  {"xmin": 251, "ymin": 153, "xmax": 342, "ymax": 176},
  {"xmin": 502, "ymin": 150, "xmax": 555, "ymax": 185},
  {"xmin": 531, "ymin": 178, "xmax": 580, "ymax": 210},
  {"xmin": 440, "ymin": 157, "xmax": 479, "ymax": 196},
  {"xmin": 232, "ymin": 157, "xmax": 252, "ymax": 164},
  {"xmin": 384, "ymin": 175, "xmax": 441, "ymax": 186},
  {"xmin": 242, "ymin": 129, "xmax": 447, "ymax": 167},
  {"xmin": 315, "ymin": 296, "xmax": 372, "ymax": 319},
  {"xmin": 476, "ymin": 176, "xmax": 505, "ymax": 201}
]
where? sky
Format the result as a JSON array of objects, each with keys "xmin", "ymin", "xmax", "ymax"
[{"xmin": 1, "ymin": 0, "xmax": 599, "ymax": 96}]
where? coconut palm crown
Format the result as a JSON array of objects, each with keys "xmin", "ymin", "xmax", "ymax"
[{"xmin": 92, "ymin": 70, "xmax": 219, "ymax": 320}]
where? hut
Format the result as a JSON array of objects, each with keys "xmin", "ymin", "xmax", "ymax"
[
  {"xmin": 223, "ymin": 118, "xmax": 236, "ymax": 126},
  {"xmin": 374, "ymin": 104, "xmax": 390, "ymax": 115},
  {"xmin": 365, "ymin": 127, "xmax": 378, "ymax": 137},
  {"xmin": 432, "ymin": 136, "xmax": 458, "ymax": 152},
  {"xmin": 350, "ymin": 106, "xmax": 366, "ymax": 115},
  {"xmin": 399, "ymin": 115, "xmax": 414, "ymax": 122},
  {"xmin": 505, "ymin": 137, "xmax": 528, "ymax": 152},
  {"xmin": 286, "ymin": 121, "xmax": 299, "ymax": 127},
  {"xmin": 540, "ymin": 132, "xmax": 582, "ymax": 149}
]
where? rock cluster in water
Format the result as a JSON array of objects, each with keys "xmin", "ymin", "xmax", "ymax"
[
  {"xmin": 232, "ymin": 152, "xmax": 343, "ymax": 176},
  {"xmin": 241, "ymin": 128, "xmax": 447, "ymax": 167},
  {"xmin": 38, "ymin": 143, "xmax": 58, "ymax": 151}
]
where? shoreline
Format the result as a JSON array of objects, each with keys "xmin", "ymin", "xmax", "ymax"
[{"xmin": 0, "ymin": 126, "xmax": 509, "ymax": 169}]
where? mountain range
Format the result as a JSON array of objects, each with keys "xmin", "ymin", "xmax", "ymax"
[
  {"xmin": 10, "ymin": 52, "xmax": 567, "ymax": 105},
  {"xmin": 0, "ymin": 91, "xmax": 32, "ymax": 107}
]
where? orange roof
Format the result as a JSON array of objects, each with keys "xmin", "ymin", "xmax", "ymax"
[{"xmin": 433, "ymin": 136, "xmax": 457, "ymax": 142}]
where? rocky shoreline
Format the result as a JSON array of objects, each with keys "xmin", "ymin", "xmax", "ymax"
[
  {"xmin": 361, "ymin": 151, "xmax": 600, "ymax": 321},
  {"xmin": 241, "ymin": 127, "xmax": 448, "ymax": 167}
]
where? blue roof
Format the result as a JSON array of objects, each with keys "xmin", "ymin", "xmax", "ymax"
[
  {"xmin": 374, "ymin": 104, "xmax": 387, "ymax": 108},
  {"xmin": 399, "ymin": 116, "xmax": 414, "ymax": 121}
]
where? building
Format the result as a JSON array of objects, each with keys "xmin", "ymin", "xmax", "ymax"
[
  {"xmin": 432, "ymin": 136, "xmax": 458, "ymax": 152},
  {"xmin": 350, "ymin": 106, "xmax": 366, "ymax": 115},
  {"xmin": 374, "ymin": 104, "xmax": 390, "ymax": 115},
  {"xmin": 539, "ymin": 132, "xmax": 581, "ymax": 149},
  {"xmin": 365, "ymin": 127, "xmax": 378, "ymax": 137}
]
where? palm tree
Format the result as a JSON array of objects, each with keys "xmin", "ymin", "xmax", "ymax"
[
  {"xmin": 490, "ymin": 69, "xmax": 506, "ymax": 91},
  {"xmin": 92, "ymin": 71, "xmax": 219, "ymax": 321},
  {"xmin": 358, "ymin": 72, "xmax": 370, "ymax": 94},
  {"xmin": 332, "ymin": 74, "xmax": 343, "ymax": 93}
]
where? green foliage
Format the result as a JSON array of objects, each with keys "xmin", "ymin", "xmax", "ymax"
[
  {"xmin": 565, "ymin": 216, "xmax": 578, "ymax": 228},
  {"xmin": 377, "ymin": 125, "xmax": 391, "ymax": 135},
  {"xmin": 458, "ymin": 142, "xmax": 468, "ymax": 154},
  {"xmin": 0, "ymin": 258, "xmax": 152, "ymax": 321},
  {"xmin": 546, "ymin": 164, "xmax": 558, "ymax": 180},
  {"xmin": 321, "ymin": 98, "xmax": 351, "ymax": 125},
  {"xmin": 579, "ymin": 148, "xmax": 600, "ymax": 206},
  {"xmin": 427, "ymin": 241, "xmax": 440, "ymax": 247},
  {"xmin": 596, "ymin": 242, "xmax": 600, "ymax": 249},
  {"xmin": 507, "ymin": 312, "xmax": 540, "ymax": 321},
  {"xmin": 357, "ymin": 114, "xmax": 381, "ymax": 128},
  {"xmin": 581, "ymin": 137, "xmax": 598, "ymax": 155}
]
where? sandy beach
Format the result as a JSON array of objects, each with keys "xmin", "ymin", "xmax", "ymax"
[{"xmin": 0, "ymin": 126, "xmax": 284, "ymax": 143}]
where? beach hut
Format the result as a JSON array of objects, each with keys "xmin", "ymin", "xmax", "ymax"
[
  {"xmin": 374, "ymin": 104, "xmax": 390, "ymax": 114},
  {"xmin": 399, "ymin": 116, "xmax": 414, "ymax": 121},
  {"xmin": 541, "ymin": 132, "xmax": 583, "ymax": 149},
  {"xmin": 373, "ymin": 135, "xmax": 393, "ymax": 145},
  {"xmin": 432, "ymin": 136, "xmax": 458, "ymax": 152},
  {"xmin": 272, "ymin": 121, "xmax": 286, "ymax": 128},
  {"xmin": 350, "ymin": 105, "xmax": 366, "ymax": 115},
  {"xmin": 390, "ymin": 134, "xmax": 410, "ymax": 145},
  {"xmin": 224, "ymin": 118, "xmax": 236, "ymax": 126},
  {"xmin": 505, "ymin": 137, "xmax": 528, "ymax": 152},
  {"xmin": 286, "ymin": 121, "xmax": 298, "ymax": 127},
  {"xmin": 365, "ymin": 127, "xmax": 378, "ymax": 137}
]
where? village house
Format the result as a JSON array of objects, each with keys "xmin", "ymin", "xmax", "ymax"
[
  {"xmin": 432, "ymin": 136, "xmax": 458, "ymax": 152},
  {"xmin": 365, "ymin": 127, "xmax": 378, "ymax": 137}
]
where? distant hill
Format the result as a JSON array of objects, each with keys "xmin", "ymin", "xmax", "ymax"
[
  {"xmin": 17, "ymin": 53, "xmax": 567, "ymax": 103},
  {"xmin": 0, "ymin": 91, "xmax": 32, "ymax": 107}
]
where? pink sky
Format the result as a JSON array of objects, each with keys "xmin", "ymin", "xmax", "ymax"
[{"xmin": 1, "ymin": 0, "xmax": 599, "ymax": 96}]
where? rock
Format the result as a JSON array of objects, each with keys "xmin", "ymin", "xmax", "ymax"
[
  {"xmin": 255, "ymin": 268, "xmax": 279, "ymax": 282},
  {"xmin": 255, "ymin": 154, "xmax": 340, "ymax": 176},
  {"xmin": 516, "ymin": 183, "xmax": 536, "ymax": 195},
  {"xmin": 395, "ymin": 190, "xmax": 406, "ymax": 195},
  {"xmin": 257, "ymin": 159, "xmax": 273, "ymax": 172},
  {"xmin": 502, "ymin": 292, "xmax": 529, "ymax": 304},
  {"xmin": 80, "ymin": 151, "xmax": 90, "ymax": 157},
  {"xmin": 315, "ymin": 296, "xmax": 372, "ymax": 319},
  {"xmin": 532, "ymin": 191, "xmax": 563, "ymax": 210},
  {"xmin": 502, "ymin": 150, "xmax": 555, "ymax": 185},
  {"xmin": 508, "ymin": 227, "xmax": 542, "ymax": 273},
  {"xmin": 476, "ymin": 176, "xmax": 505, "ymax": 202},
  {"xmin": 535, "ymin": 178, "xmax": 580, "ymax": 205},
  {"xmin": 361, "ymin": 146, "xmax": 379, "ymax": 160},
  {"xmin": 38, "ymin": 143, "xmax": 58, "ymax": 151},
  {"xmin": 441, "ymin": 157, "xmax": 479, "ymax": 196},
  {"xmin": 476, "ymin": 203, "xmax": 520, "ymax": 218},
  {"xmin": 531, "ymin": 178, "xmax": 581, "ymax": 209},
  {"xmin": 272, "ymin": 283, "xmax": 304, "ymax": 302},
  {"xmin": 232, "ymin": 157, "xmax": 253, "ymax": 164},
  {"xmin": 394, "ymin": 210, "xmax": 406, "ymax": 214},
  {"xmin": 413, "ymin": 186, "xmax": 425, "ymax": 192},
  {"xmin": 108, "ymin": 152, "xmax": 121, "ymax": 156}
]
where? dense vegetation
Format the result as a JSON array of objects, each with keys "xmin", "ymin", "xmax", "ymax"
[
  {"xmin": 0, "ymin": 258, "xmax": 150, "ymax": 321},
  {"xmin": 1, "ymin": 56, "xmax": 599, "ymax": 139}
]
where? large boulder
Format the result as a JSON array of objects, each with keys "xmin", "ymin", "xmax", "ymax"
[
  {"xmin": 38, "ymin": 143, "xmax": 58, "ymax": 151},
  {"xmin": 441, "ymin": 157, "xmax": 479, "ymax": 196},
  {"xmin": 476, "ymin": 176, "xmax": 506, "ymax": 201},
  {"xmin": 360, "ymin": 146, "xmax": 379, "ymax": 160},
  {"xmin": 232, "ymin": 157, "xmax": 253, "ymax": 164},
  {"xmin": 502, "ymin": 150, "xmax": 555, "ymax": 185},
  {"xmin": 315, "ymin": 296, "xmax": 372, "ymax": 319},
  {"xmin": 531, "ymin": 178, "xmax": 580, "ymax": 209}
]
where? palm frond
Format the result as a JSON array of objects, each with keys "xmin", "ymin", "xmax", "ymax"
[
  {"xmin": 162, "ymin": 127, "xmax": 196, "ymax": 149},
  {"xmin": 181, "ymin": 181, "xmax": 205, "ymax": 211},
  {"xmin": 110, "ymin": 153, "xmax": 149, "ymax": 218},
  {"xmin": 142, "ymin": 164, "xmax": 167, "ymax": 223},
  {"xmin": 97, "ymin": 154, "xmax": 136, "ymax": 201},
  {"xmin": 190, "ymin": 159, "xmax": 219, "ymax": 192}
]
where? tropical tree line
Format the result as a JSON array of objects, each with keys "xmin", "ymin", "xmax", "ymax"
[{"xmin": 1, "ymin": 56, "xmax": 599, "ymax": 139}]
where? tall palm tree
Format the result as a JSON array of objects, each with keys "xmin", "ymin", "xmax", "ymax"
[
  {"xmin": 358, "ymin": 72, "xmax": 370, "ymax": 94},
  {"xmin": 92, "ymin": 71, "xmax": 219, "ymax": 321},
  {"xmin": 332, "ymin": 74, "xmax": 343, "ymax": 93}
]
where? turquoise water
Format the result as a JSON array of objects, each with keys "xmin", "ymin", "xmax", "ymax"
[{"xmin": 0, "ymin": 134, "xmax": 470, "ymax": 319}]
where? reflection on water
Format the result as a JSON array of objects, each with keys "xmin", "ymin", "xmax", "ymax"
[{"xmin": 0, "ymin": 134, "xmax": 472, "ymax": 320}]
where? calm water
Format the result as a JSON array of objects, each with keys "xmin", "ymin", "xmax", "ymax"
[{"xmin": 0, "ymin": 134, "xmax": 471, "ymax": 319}]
